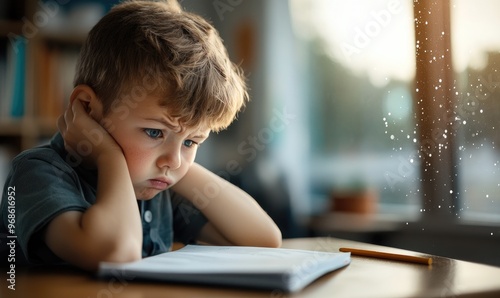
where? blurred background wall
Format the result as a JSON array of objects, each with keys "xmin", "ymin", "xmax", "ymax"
[{"xmin": 1, "ymin": 0, "xmax": 499, "ymax": 266}]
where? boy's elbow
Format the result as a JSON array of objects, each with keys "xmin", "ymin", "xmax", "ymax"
[
  {"xmin": 80, "ymin": 240, "xmax": 142, "ymax": 272},
  {"xmin": 235, "ymin": 226, "xmax": 282, "ymax": 248},
  {"xmin": 268, "ymin": 227, "xmax": 283, "ymax": 248},
  {"xmin": 104, "ymin": 242, "xmax": 142, "ymax": 263},
  {"xmin": 258, "ymin": 226, "xmax": 282, "ymax": 248},
  {"xmin": 273, "ymin": 236, "xmax": 283, "ymax": 248}
]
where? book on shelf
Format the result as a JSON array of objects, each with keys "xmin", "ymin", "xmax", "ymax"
[
  {"xmin": 0, "ymin": 38, "xmax": 8, "ymax": 118},
  {"xmin": 0, "ymin": 36, "xmax": 80, "ymax": 121},
  {"xmin": 9, "ymin": 36, "xmax": 25, "ymax": 118},
  {"xmin": 98, "ymin": 244, "xmax": 351, "ymax": 293},
  {"xmin": 36, "ymin": 42, "xmax": 79, "ymax": 120},
  {"xmin": 0, "ymin": 36, "xmax": 24, "ymax": 119}
]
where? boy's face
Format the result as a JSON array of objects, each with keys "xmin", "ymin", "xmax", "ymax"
[{"xmin": 98, "ymin": 95, "xmax": 210, "ymax": 200}]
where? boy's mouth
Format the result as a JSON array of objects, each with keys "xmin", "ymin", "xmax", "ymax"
[{"xmin": 148, "ymin": 178, "xmax": 172, "ymax": 190}]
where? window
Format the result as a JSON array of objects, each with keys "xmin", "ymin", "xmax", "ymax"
[
  {"xmin": 291, "ymin": 0, "xmax": 500, "ymax": 223},
  {"xmin": 290, "ymin": 0, "xmax": 419, "ymax": 215},
  {"xmin": 451, "ymin": 0, "xmax": 500, "ymax": 222}
]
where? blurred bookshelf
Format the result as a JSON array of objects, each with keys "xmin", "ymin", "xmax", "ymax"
[
  {"xmin": 0, "ymin": 0, "xmax": 110, "ymax": 189},
  {"xmin": 0, "ymin": 0, "xmax": 85, "ymax": 150}
]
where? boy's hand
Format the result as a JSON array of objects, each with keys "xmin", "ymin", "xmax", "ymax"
[
  {"xmin": 57, "ymin": 99, "xmax": 123, "ymax": 168},
  {"xmin": 49, "ymin": 97, "xmax": 142, "ymax": 271}
]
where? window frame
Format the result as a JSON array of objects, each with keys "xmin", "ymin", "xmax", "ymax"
[{"xmin": 413, "ymin": 0, "xmax": 460, "ymax": 222}]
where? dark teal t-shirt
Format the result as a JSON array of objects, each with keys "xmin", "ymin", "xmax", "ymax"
[{"xmin": 0, "ymin": 133, "xmax": 207, "ymax": 266}]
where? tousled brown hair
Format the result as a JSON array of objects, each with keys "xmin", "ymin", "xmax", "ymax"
[{"xmin": 74, "ymin": 0, "xmax": 248, "ymax": 131}]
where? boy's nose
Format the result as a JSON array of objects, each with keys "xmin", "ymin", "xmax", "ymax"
[{"xmin": 157, "ymin": 150, "xmax": 181, "ymax": 170}]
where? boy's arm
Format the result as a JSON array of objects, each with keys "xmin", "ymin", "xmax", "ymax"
[
  {"xmin": 43, "ymin": 98, "xmax": 142, "ymax": 271},
  {"xmin": 171, "ymin": 163, "xmax": 282, "ymax": 248}
]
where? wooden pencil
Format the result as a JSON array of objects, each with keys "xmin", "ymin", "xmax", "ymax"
[{"xmin": 339, "ymin": 247, "xmax": 433, "ymax": 265}]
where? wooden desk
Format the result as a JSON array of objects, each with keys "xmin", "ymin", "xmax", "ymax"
[{"xmin": 2, "ymin": 237, "xmax": 500, "ymax": 298}]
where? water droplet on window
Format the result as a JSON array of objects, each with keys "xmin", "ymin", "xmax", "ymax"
[{"xmin": 390, "ymin": 135, "xmax": 395, "ymax": 140}]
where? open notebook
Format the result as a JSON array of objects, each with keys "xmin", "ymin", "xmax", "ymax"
[{"xmin": 98, "ymin": 245, "xmax": 351, "ymax": 292}]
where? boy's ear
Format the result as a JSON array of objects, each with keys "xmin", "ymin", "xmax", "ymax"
[{"xmin": 70, "ymin": 85, "xmax": 103, "ymax": 119}]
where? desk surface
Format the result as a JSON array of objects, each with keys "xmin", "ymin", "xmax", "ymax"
[{"xmin": 2, "ymin": 237, "xmax": 500, "ymax": 298}]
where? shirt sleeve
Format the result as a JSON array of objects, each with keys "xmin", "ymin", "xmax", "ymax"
[
  {"xmin": 170, "ymin": 191, "xmax": 208, "ymax": 244},
  {"xmin": 2, "ymin": 149, "xmax": 91, "ymax": 264}
]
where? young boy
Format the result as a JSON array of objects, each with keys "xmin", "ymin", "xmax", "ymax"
[{"xmin": 0, "ymin": 0, "xmax": 281, "ymax": 271}]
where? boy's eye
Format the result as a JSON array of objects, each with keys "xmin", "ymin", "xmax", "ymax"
[
  {"xmin": 183, "ymin": 140, "xmax": 198, "ymax": 148},
  {"xmin": 144, "ymin": 128, "xmax": 163, "ymax": 139}
]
